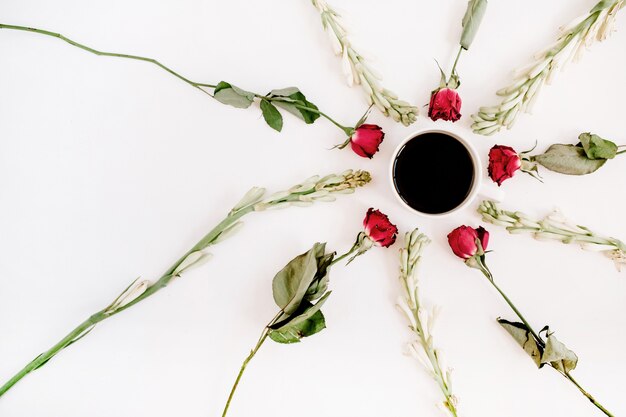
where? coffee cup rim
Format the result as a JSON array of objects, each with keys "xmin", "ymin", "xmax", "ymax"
[{"xmin": 388, "ymin": 128, "xmax": 483, "ymax": 218}]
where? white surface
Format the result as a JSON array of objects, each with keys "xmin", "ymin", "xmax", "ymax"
[{"xmin": 1, "ymin": 1, "xmax": 625, "ymax": 416}]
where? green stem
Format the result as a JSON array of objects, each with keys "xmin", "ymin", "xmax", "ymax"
[
  {"xmin": 563, "ymin": 372, "xmax": 614, "ymax": 417},
  {"xmin": 477, "ymin": 258, "xmax": 615, "ymax": 417},
  {"xmin": 221, "ymin": 311, "xmax": 283, "ymax": 417},
  {"xmin": 449, "ymin": 45, "xmax": 464, "ymax": 80},
  {"xmin": 330, "ymin": 249, "xmax": 354, "ymax": 266},
  {"xmin": 0, "ymin": 205, "xmax": 254, "ymax": 397},
  {"xmin": 477, "ymin": 258, "xmax": 543, "ymax": 344},
  {"xmin": 1, "ymin": 23, "xmax": 358, "ymax": 135},
  {"xmin": 0, "ymin": 23, "xmax": 215, "ymax": 95},
  {"xmin": 0, "ymin": 312, "xmax": 105, "ymax": 396}
]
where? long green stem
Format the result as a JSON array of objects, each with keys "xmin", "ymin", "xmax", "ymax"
[
  {"xmin": 0, "ymin": 23, "xmax": 216, "ymax": 95},
  {"xmin": 563, "ymin": 372, "xmax": 614, "ymax": 417},
  {"xmin": 1, "ymin": 23, "xmax": 355, "ymax": 136},
  {"xmin": 221, "ymin": 311, "xmax": 283, "ymax": 417},
  {"xmin": 476, "ymin": 257, "xmax": 542, "ymax": 343},
  {"xmin": 0, "ymin": 205, "xmax": 253, "ymax": 397},
  {"xmin": 476, "ymin": 258, "xmax": 614, "ymax": 416}
]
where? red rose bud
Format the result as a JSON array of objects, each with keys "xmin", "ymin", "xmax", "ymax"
[
  {"xmin": 447, "ymin": 225, "xmax": 489, "ymax": 259},
  {"xmin": 363, "ymin": 208, "xmax": 398, "ymax": 247},
  {"xmin": 428, "ymin": 88, "xmax": 462, "ymax": 122},
  {"xmin": 488, "ymin": 145, "xmax": 522, "ymax": 186},
  {"xmin": 350, "ymin": 124, "xmax": 385, "ymax": 159}
]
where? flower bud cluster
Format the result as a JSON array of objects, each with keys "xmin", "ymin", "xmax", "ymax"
[
  {"xmin": 398, "ymin": 229, "xmax": 459, "ymax": 417},
  {"xmin": 478, "ymin": 200, "xmax": 626, "ymax": 269},
  {"xmin": 310, "ymin": 0, "xmax": 419, "ymax": 125},
  {"xmin": 253, "ymin": 170, "xmax": 371, "ymax": 211},
  {"xmin": 472, "ymin": 0, "xmax": 624, "ymax": 135}
]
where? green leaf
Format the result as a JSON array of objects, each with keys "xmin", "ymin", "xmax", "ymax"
[
  {"xmin": 213, "ymin": 81, "xmax": 255, "ymax": 109},
  {"xmin": 578, "ymin": 132, "xmax": 618, "ymax": 160},
  {"xmin": 269, "ymin": 87, "xmax": 301, "ymax": 97},
  {"xmin": 260, "ymin": 99, "xmax": 283, "ymax": 132},
  {"xmin": 268, "ymin": 88, "xmax": 321, "ymax": 124},
  {"xmin": 272, "ymin": 243, "xmax": 325, "ymax": 315},
  {"xmin": 460, "ymin": 0, "xmax": 488, "ymax": 50},
  {"xmin": 268, "ymin": 309, "xmax": 326, "ymax": 344},
  {"xmin": 305, "ymin": 252, "xmax": 333, "ymax": 301},
  {"xmin": 498, "ymin": 319, "xmax": 542, "ymax": 367},
  {"xmin": 272, "ymin": 291, "xmax": 331, "ymax": 330},
  {"xmin": 534, "ymin": 144, "xmax": 606, "ymax": 175},
  {"xmin": 541, "ymin": 334, "xmax": 578, "ymax": 373}
]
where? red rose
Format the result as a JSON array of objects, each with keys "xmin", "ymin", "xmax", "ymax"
[
  {"xmin": 350, "ymin": 124, "xmax": 385, "ymax": 158},
  {"xmin": 488, "ymin": 145, "xmax": 522, "ymax": 186},
  {"xmin": 428, "ymin": 88, "xmax": 462, "ymax": 122},
  {"xmin": 447, "ymin": 225, "xmax": 489, "ymax": 259},
  {"xmin": 363, "ymin": 208, "xmax": 398, "ymax": 247}
]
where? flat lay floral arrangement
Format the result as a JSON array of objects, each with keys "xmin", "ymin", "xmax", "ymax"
[{"xmin": 0, "ymin": 0, "xmax": 625, "ymax": 416}]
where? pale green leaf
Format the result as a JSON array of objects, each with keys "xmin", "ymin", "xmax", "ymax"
[
  {"xmin": 213, "ymin": 81, "xmax": 255, "ymax": 109},
  {"xmin": 498, "ymin": 318, "xmax": 542, "ymax": 367},
  {"xmin": 460, "ymin": 0, "xmax": 488, "ymax": 50},
  {"xmin": 541, "ymin": 334, "xmax": 578, "ymax": 373},
  {"xmin": 534, "ymin": 144, "xmax": 606, "ymax": 175}
]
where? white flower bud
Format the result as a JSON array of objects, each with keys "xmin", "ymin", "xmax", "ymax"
[{"xmin": 231, "ymin": 187, "xmax": 266, "ymax": 212}]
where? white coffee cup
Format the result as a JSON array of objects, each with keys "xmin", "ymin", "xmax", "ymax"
[{"xmin": 389, "ymin": 128, "xmax": 503, "ymax": 218}]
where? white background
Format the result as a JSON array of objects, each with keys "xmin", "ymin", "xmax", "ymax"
[{"xmin": 1, "ymin": 1, "xmax": 625, "ymax": 416}]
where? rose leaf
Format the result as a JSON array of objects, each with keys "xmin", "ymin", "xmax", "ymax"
[
  {"xmin": 268, "ymin": 308, "xmax": 327, "ymax": 344},
  {"xmin": 213, "ymin": 81, "xmax": 255, "ymax": 109},
  {"xmin": 260, "ymin": 99, "xmax": 283, "ymax": 132},
  {"xmin": 579, "ymin": 132, "xmax": 618, "ymax": 160},
  {"xmin": 271, "ymin": 243, "xmax": 326, "ymax": 315},
  {"xmin": 460, "ymin": 0, "xmax": 488, "ymax": 50},
  {"xmin": 534, "ymin": 144, "xmax": 606, "ymax": 175},
  {"xmin": 268, "ymin": 88, "xmax": 321, "ymax": 124},
  {"xmin": 541, "ymin": 334, "xmax": 579, "ymax": 373},
  {"xmin": 498, "ymin": 318, "xmax": 542, "ymax": 367}
]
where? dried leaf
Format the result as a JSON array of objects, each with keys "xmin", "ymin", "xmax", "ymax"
[{"xmin": 498, "ymin": 318, "xmax": 542, "ymax": 367}]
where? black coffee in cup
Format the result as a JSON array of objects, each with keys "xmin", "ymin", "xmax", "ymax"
[{"xmin": 392, "ymin": 131, "xmax": 475, "ymax": 214}]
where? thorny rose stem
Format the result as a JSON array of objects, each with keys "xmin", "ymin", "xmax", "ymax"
[
  {"xmin": 0, "ymin": 170, "xmax": 371, "ymax": 397},
  {"xmin": 475, "ymin": 257, "xmax": 614, "ymax": 417},
  {"xmin": 220, "ymin": 248, "xmax": 358, "ymax": 417},
  {"xmin": 0, "ymin": 23, "xmax": 352, "ymax": 134}
]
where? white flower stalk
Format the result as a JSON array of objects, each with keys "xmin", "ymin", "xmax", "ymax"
[
  {"xmin": 478, "ymin": 200, "xmax": 626, "ymax": 270},
  {"xmin": 310, "ymin": 0, "xmax": 419, "ymax": 125},
  {"xmin": 472, "ymin": 0, "xmax": 624, "ymax": 135},
  {"xmin": 398, "ymin": 229, "xmax": 459, "ymax": 417},
  {"xmin": 254, "ymin": 169, "xmax": 371, "ymax": 211},
  {"xmin": 0, "ymin": 169, "xmax": 371, "ymax": 398}
]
